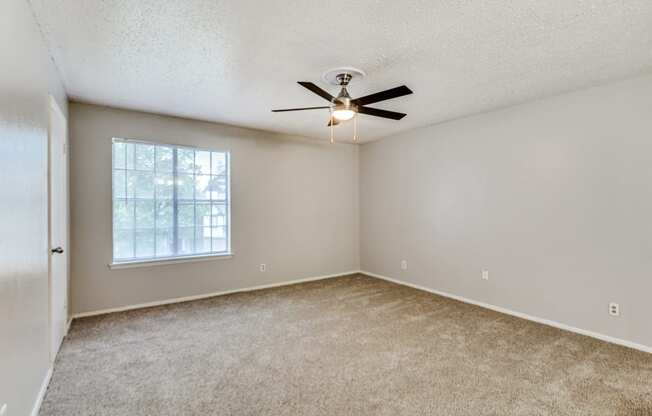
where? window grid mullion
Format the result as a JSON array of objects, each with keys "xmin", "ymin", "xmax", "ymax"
[
  {"xmin": 153, "ymin": 147, "xmax": 158, "ymax": 256},
  {"xmin": 226, "ymin": 152, "xmax": 231, "ymax": 253},
  {"xmin": 131, "ymin": 144, "xmax": 137, "ymax": 258},
  {"xmin": 172, "ymin": 148, "xmax": 179, "ymax": 256},
  {"xmin": 209, "ymin": 152, "xmax": 213, "ymax": 253},
  {"xmin": 193, "ymin": 150, "xmax": 197, "ymax": 254},
  {"xmin": 210, "ymin": 158, "xmax": 216, "ymax": 254},
  {"xmin": 123, "ymin": 143, "xmax": 131, "ymax": 258}
]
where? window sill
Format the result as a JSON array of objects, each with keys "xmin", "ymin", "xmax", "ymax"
[{"xmin": 109, "ymin": 253, "xmax": 233, "ymax": 270}]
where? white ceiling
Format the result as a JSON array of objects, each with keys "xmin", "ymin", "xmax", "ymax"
[{"xmin": 30, "ymin": 0, "xmax": 652, "ymax": 143}]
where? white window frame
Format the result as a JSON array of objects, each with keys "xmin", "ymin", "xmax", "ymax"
[{"xmin": 109, "ymin": 138, "xmax": 232, "ymax": 268}]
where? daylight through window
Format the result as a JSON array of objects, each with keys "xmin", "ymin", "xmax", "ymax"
[{"xmin": 112, "ymin": 138, "xmax": 230, "ymax": 263}]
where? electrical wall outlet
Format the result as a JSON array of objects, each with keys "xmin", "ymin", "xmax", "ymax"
[
  {"xmin": 259, "ymin": 263, "xmax": 266, "ymax": 272},
  {"xmin": 1, "ymin": 403, "xmax": 7, "ymax": 416},
  {"xmin": 609, "ymin": 302, "xmax": 620, "ymax": 317},
  {"xmin": 482, "ymin": 270, "xmax": 489, "ymax": 280},
  {"xmin": 400, "ymin": 260, "xmax": 408, "ymax": 271}
]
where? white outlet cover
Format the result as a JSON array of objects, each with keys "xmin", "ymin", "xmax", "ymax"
[
  {"xmin": 609, "ymin": 302, "xmax": 620, "ymax": 316},
  {"xmin": 482, "ymin": 270, "xmax": 489, "ymax": 280},
  {"xmin": 400, "ymin": 260, "xmax": 408, "ymax": 271},
  {"xmin": 259, "ymin": 264, "xmax": 266, "ymax": 272}
]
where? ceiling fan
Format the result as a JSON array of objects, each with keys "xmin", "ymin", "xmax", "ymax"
[{"xmin": 272, "ymin": 68, "xmax": 413, "ymax": 141}]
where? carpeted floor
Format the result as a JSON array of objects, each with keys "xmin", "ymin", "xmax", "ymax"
[{"xmin": 41, "ymin": 274, "xmax": 652, "ymax": 415}]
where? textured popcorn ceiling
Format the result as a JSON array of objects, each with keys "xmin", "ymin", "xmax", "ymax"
[{"xmin": 30, "ymin": 0, "xmax": 652, "ymax": 142}]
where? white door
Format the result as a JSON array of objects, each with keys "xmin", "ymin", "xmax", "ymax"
[{"xmin": 49, "ymin": 96, "xmax": 69, "ymax": 361}]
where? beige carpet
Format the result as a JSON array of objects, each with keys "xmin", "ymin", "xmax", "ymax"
[{"xmin": 41, "ymin": 274, "xmax": 652, "ymax": 415}]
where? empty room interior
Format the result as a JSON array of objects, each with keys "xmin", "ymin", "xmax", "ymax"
[{"xmin": 3, "ymin": 1, "xmax": 652, "ymax": 415}]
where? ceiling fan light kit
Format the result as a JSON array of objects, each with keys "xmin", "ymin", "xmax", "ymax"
[
  {"xmin": 272, "ymin": 66, "xmax": 413, "ymax": 143},
  {"xmin": 332, "ymin": 108, "xmax": 356, "ymax": 121}
]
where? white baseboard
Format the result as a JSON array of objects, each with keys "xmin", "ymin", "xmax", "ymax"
[
  {"xmin": 72, "ymin": 270, "xmax": 360, "ymax": 319},
  {"xmin": 31, "ymin": 366, "xmax": 53, "ymax": 416},
  {"xmin": 361, "ymin": 270, "xmax": 652, "ymax": 354}
]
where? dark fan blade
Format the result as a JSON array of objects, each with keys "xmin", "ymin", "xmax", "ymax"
[
  {"xmin": 298, "ymin": 82, "xmax": 339, "ymax": 103},
  {"xmin": 272, "ymin": 106, "xmax": 330, "ymax": 112},
  {"xmin": 327, "ymin": 117, "xmax": 340, "ymax": 127},
  {"xmin": 357, "ymin": 106, "xmax": 406, "ymax": 120},
  {"xmin": 352, "ymin": 85, "xmax": 412, "ymax": 106}
]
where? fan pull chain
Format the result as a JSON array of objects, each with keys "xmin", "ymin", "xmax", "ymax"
[
  {"xmin": 353, "ymin": 114, "xmax": 358, "ymax": 142},
  {"xmin": 329, "ymin": 109, "xmax": 334, "ymax": 144}
]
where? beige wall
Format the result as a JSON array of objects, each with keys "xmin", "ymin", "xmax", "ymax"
[
  {"xmin": 360, "ymin": 74, "xmax": 652, "ymax": 349},
  {"xmin": 0, "ymin": 0, "xmax": 68, "ymax": 414},
  {"xmin": 69, "ymin": 103, "xmax": 359, "ymax": 314}
]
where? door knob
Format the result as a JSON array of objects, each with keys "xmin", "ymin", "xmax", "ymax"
[{"xmin": 51, "ymin": 247, "xmax": 64, "ymax": 254}]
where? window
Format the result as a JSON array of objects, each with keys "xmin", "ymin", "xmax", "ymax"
[{"xmin": 112, "ymin": 138, "xmax": 230, "ymax": 263}]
